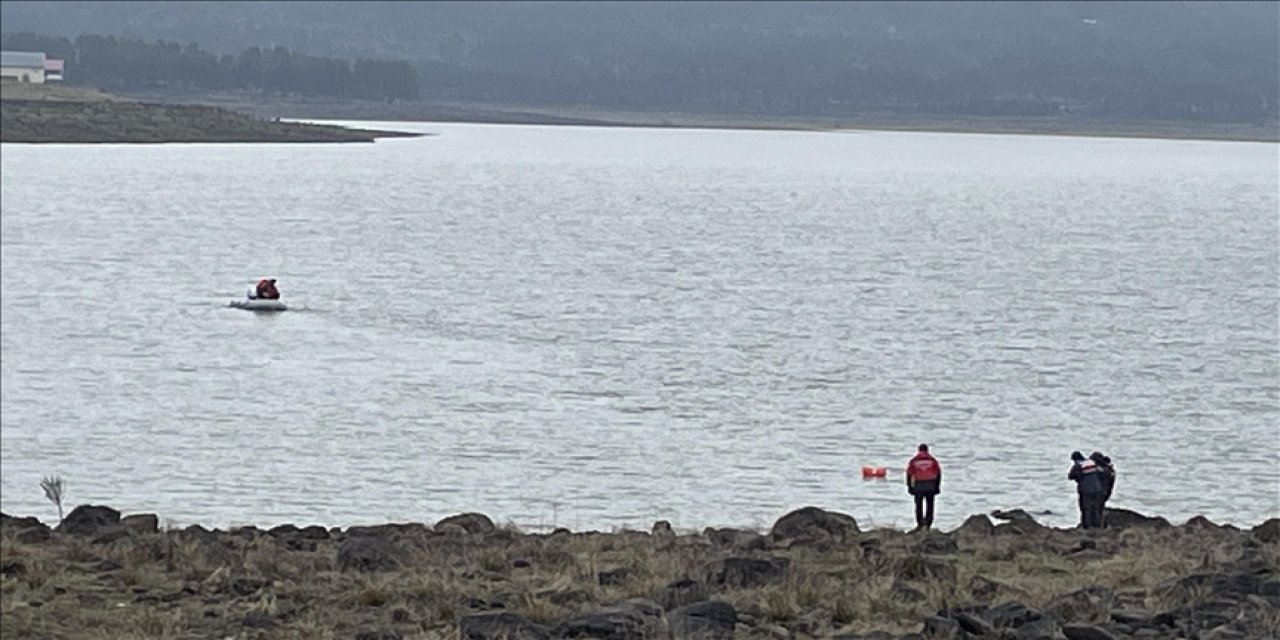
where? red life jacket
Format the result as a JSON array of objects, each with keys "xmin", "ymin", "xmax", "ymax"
[
  {"xmin": 256, "ymin": 279, "xmax": 279, "ymax": 299},
  {"xmin": 907, "ymin": 452, "xmax": 940, "ymax": 482}
]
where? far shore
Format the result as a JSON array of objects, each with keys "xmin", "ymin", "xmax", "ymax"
[
  {"xmin": 0, "ymin": 83, "xmax": 423, "ymax": 144},
  {"xmin": 128, "ymin": 89, "xmax": 1280, "ymax": 144},
  {"xmin": 2, "ymin": 503, "xmax": 1277, "ymax": 639}
]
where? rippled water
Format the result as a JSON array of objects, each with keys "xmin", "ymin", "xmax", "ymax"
[{"xmin": 2, "ymin": 123, "xmax": 1277, "ymax": 532}]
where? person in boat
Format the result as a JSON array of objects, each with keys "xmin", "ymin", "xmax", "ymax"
[
  {"xmin": 252, "ymin": 278, "xmax": 280, "ymax": 300},
  {"xmin": 1069, "ymin": 451, "xmax": 1105, "ymax": 529},
  {"xmin": 905, "ymin": 443, "xmax": 942, "ymax": 532}
]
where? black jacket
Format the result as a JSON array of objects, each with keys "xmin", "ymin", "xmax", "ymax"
[{"xmin": 1069, "ymin": 460, "xmax": 1104, "ymax": 495}]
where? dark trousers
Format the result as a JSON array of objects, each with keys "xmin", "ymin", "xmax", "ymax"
[
  {"xmin": 1078, "ymin": 493, "xmax": 1105, "ymax": 529},
  {"xmin": 913, "ymin": 493, "xmax": 936, "ymax": 529}
]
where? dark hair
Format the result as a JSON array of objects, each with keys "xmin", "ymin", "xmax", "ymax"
[
  {"xmin": 1071, "ymin": 451, "xmax": 1084, "ymax": 461},
  {"xmin": 918, "ymin": 443, "xmax": 929, "ymax": 452}
]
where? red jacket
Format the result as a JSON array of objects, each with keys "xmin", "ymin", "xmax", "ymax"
[
  {"xmin": 906, "ymin": 451, "xmax": 941, "ymax": 494},
  {"xmin": 256, "ymin": 279, "xmax": 280, "ymax": 300}
]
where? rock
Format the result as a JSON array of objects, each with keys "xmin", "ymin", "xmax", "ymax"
[
  {"xmin": 119, "ymin": 514, "xmax": 158, "ymax": 535},
  {"xmin": 653, "ymin": 520, "xmax": 674, "ymax": 536},
  {"xmin": 708, "ymin": 557, "xmax": 789, "ymax": 589},
  {"xmin": 1103, "ymin": 508, "xmax": 1170, "ymax": 530},
  {"xmin": 955, "ymin": 514, "xmax": 996, "ymax": 536},
  {"xmin": 436, "ymin": 513, "xmax": 496, "ymax": 534},
  {"xmin": 1046, "ymin": 586, "xmax": 1113, "ymax": 624},
  {"xmin": 670, "ymin": 600, "xmax": 736, "ymax": 639},
  {"xmin": 15, "ymin": 526, "xmax": 51, "ymax": 544},
  {"xmin": 659, "ymin": 578, "xmax": 707, "ymax": 611},
  {"xmin": 990, "ymin": 509, "xmax": 1041, "ymax": 527},
  {"xmin": 703, "ymin": 528, "xmax": 763, "ymax": 549},
  {"xmin": 0, "ymin": 513, "xmax": 45, "ymax": 531},
  {"xmin": 552, "ymin": 598, "xmax": 666, "ymax": 640},
  {"xmin": 345, "ymin": 523, "xmax": 430, "ymax": 538},
  {"xmin": 391, "ymin": 607, "xmax": 412, "ymax": 623},
  {"xmin": 354, "ymin": 631, "xmax": 403, "ymax": 640},
  {"xmin": 460, "ymin": 611, "xmax": 550, "ymax": 640},
  {"xmin": 57, "ymin": 505, "xmax": 121, "ymax": 536},
  {"xmin": 1110, "ymin": 609, "xmax": 1154, "ymax": 626},
  {"xmin": 1251, "ymin": 518, "xmax": 1280, "ymax": 544},
  {"xmin": 953, "ymin": 611, "xmax": 995, "ymax": 636},
  {"xmin": 967, "ymin": 575, "xmax": 1004, "ymax": 601},
  {"xmin": 988, "ymin": 602, "xmax": 1048, "ymax": 629},
  {"xmin": 598, "ymin": 567, "xmax": 632, "ymax": 586},
  {"xmin": 91, "ymin": 526, "xmax": 132, "ymax": 545},
  {"xmin": 1062, "ymin": 624, "xmax": 1116, "ymax": 640},
  {"xmin": 337, "ymin": 536, "xmax": 403, "ymax": 572},
  {"xmin": 769, "ymin": 506, "xmax": 859, "ymax": 543},
  {"xmin": 1013, "ymin": 616, "xmax": 1060, "ymax": 640},
  {"xmin": 1, "ymin": 561, "xmax": 25, "ymax": 575},
  {"xmin": 921, "ymin": 616, "xmax": 960, "ymax": 639}
]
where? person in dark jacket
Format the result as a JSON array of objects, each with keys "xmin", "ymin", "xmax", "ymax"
[
  {"xmin": 1069, "ymin": 451, "xmax": 1105, "ymax": 529},
  {"xmin": 253, "ymin": 278, "xmax": 280, "ymax": 300},
  {"xmin": 906, "ymin": 444, "xmax": 942, "ymax": 531}
]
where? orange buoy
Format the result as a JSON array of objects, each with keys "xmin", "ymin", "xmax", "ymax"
[{"xmin": 861, "ymin": 465, "xmax": 887, "ymax": 478}]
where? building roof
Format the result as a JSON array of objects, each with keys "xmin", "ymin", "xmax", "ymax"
[{"xmin": 1, "ymin": 51, "xmax": 47, "ymax": 68}]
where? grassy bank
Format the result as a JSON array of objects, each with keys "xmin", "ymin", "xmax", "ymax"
[
  {"xmin": 0, "ymin": 84, "xmax": 422, "ymax": 143},
  {"xmin": 126, "ymin": 90, "xmax": 1280, "ymax": 143},
  {"xmin": 2, "ymin": 505, "xmax": 1276, "ymax": 640}
]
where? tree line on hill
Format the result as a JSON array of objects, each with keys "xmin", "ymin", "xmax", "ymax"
[
  {"xmin": 1, "ymin": 2, "xmax": 1277, "ymax": 125},
  {"xmin": 0, "ymin": 31, "xmax": 420, "ymax": 101}
]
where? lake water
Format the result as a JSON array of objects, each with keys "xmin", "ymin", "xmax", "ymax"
[{"xmin": 1, "ymin": 122, "xmax": 1277, "ymax": 532}]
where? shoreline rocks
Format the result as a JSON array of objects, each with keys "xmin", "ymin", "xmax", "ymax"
[{"xmin": 1, "ymin": 505, "xmax": 1275, "ymax": 640}]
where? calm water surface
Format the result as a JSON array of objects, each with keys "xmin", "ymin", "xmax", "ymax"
[{"xmin": 2, "ymin": 123, "xmax": 1277, "ymax": 531}]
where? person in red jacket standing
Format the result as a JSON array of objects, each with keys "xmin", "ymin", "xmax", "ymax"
[{"xmin": 906, "ymin": 443, "xmax": 942, "ymax": 531}]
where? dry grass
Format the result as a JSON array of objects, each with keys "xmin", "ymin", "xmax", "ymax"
[{"xmin": 0, "ymin": 515, "xmax": 1274, "ymax": 639}]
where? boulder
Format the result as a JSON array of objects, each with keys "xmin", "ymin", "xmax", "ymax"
[
  {"xmin": 436, "ymin": 513, "xmax": 496, "ymax": 535},
  {"xmin": 658, "ymin": 578, "xmax": 707, "ymax": 611},
  {"xmin": 1103, "ymin": 508, "xmax": 1170, "ymax": 530},
  {"xmin": 708, "ymin": 557, "xmax": 789, "ymax": 589},
  {"xmin": 57, "ymin": 505, "xmax": 121, "ymax": 536},
  {"xmin": 1062, "ymin": 624, "xmax": 1116, "ymax": 640},
  {"xmin": 122, "ymin": 514, "xmax": 159, "ymax": 535},
  {"xmin": 15, "ymin": 526, "xmax": 51, "ymax": 544},
  {"xmin": 769, "ymin": 506, "xmax": 859, "ymax": 543},
  {"xmin": 1, "ymin": 513, "xmax": 46, "ymax": 533},
  {"xmin": 955, "ymin": 514, "xmax": 996, "ymax": 537},
  {"xmin": 91, "ymin": 526, "xmax": 132, "ymax": 545},
  {"xmin": 990, "ymin": 509, "xmax": 1041, "ymax": 527},
  {"xmin": 552, "ymin": 598, "xmax": 666, "ymax": 640},
  {"xmin": 1012, "ymin": 616, "xmax": 1060, "ymax": 640},
  {"xmin": 891, "ymin": 580, "xmax": 927, "ymax": 603},
  {"xmin": 921, "ymin": 616, "xmax": 960, "ymax": 639},
  {"xmin": 915, "ymin": 533, "xmax": 958, "ymax": 555},
  {"xmin": 1250, "ymin": 518, "xmax": 1280, "ymax": 544},
  {"xmin": 337, "ymin": 536, "xmax": 403, "ymax": 572},
  {"xmin": 988, "ymin": 602, "xmax": 1049, "ymax": 629},
  {"xmin": 460, "ymin": 611, "xmax": 549, "ymax": 640},
  {"xmin": 670, "ymin": 600, "xmax": 736, "ymax": 639},
  {"xmin": 953, "ymin": 612, "xmax": 995, "ymax": 636}
]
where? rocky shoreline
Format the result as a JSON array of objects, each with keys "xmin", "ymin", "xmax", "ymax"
[
  {"xmin": 0, "ymin": 84, "xmax": 422, "ymax": 144},
  {"xmin": 1, "ymin": 505, "xmax": 1276, "ymax": 640}
]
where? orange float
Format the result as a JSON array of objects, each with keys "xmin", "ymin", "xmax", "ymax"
[{"xmin": 861, "ymin": 465, "xmax": 887, "ymax": 478}]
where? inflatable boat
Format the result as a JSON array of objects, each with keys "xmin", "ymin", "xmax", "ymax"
[{"xmin": 230, "ymin": 298, "xmax": 287, "ymax": 312}]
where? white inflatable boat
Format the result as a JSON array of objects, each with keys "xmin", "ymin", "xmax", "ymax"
[{"xmin": 229, "ymin": 298, "xmax": 287, "ymax": 312}]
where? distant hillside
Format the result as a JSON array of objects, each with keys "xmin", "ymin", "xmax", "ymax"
[{"xmin": 2, "ymin": 1, "xmax": 1276, "ymax": 124}]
